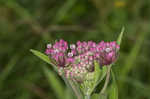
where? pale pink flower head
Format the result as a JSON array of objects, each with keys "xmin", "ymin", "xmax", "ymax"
[{"xmin": 45, "ymin": 39, "xmax": 120, "ymax": 81}]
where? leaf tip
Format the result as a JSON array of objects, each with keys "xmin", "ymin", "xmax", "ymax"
[
  {"xmin": 30, "ymin": 49, "xmax": 34, "ymax": 52},
  {"xmin": 30, "ymin": 49, "xmax": 37, "ymax": 55},
  {"xmin": 117, "ymin": 27, "xmax": 125, "ymax": 45}
]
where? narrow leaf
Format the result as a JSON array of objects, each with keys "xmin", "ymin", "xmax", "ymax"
[
  {"xmin": 108, "ymin": 70, "xmax": 118, "ymax": 99},
  {"xmin": 0, "ymin": 55, "xmax": 19, "ymax": 89},
  {"xmin": 96, "ymin": 66, "xmax": 107, "ymax": 86},
  {"xmin": 86, "ymin": 62, "xmax": 107, "ymax": 95},
  {"xmin": 117, "ymin": 27, "xmax": 125, "ymax": 45},
  {"xmin": 30, "ymin": 49, "xmax": 57, "ymax": 71},
  {"xmin": 94, "ymin": 61, "xmax": 101, "ymax": 81}
]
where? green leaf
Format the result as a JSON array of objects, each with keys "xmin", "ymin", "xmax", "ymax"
[
  {"xmin": 96, "ymin": 66, "xmax": 107, "ymax": 86},
  {"xmin": 108, "ymin": 70, "xmax": 118, "ymax": 99},
  {"xmin": 81, "ymin": 61, "xmax": 107, "ymax": 96},
  {"xmin": 117, "ymin": 27, "xmax": 125, "ymax": 45},
  {"xmin": 94, "ymin": 61, "xmax": 101, "ymax": 82},
  {"xmin": 94, "ymin": 61, "xmax": 108, "ymax": 86},
  {"xmin": 43, "ymin": 67, "xmax": 65, "ymax": 99},
  {"xmin": 30, "ymin": 49, "xmax": 57, "ymax": 71}
]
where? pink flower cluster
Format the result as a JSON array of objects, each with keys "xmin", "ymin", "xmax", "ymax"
[{"xmin": 45, "ymin": 39, "xmax": 119, "ymax": 81}]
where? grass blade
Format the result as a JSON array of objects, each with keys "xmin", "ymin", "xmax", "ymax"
[{"xmin": 0, "ymin": 55, "xmax": 19, "ymax": 89}]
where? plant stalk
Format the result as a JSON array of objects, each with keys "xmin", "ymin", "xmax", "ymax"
[
  {"xmin": 85, "ymin": 95, "xmax": 90, "ymax": 99},
  {"xmin": 68, "ymin": 80, "xmax": 82, "ymax": 99},
  {"xmin": 100, "ymin": 66, "xmax": 111, "ymax": 94}
]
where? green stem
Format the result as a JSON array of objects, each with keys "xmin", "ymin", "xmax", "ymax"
[
  {"xmin": 68, "ymin": 80, "xmax": 82, "ymax": 99},
  {"xmin": 85, "ymin": 95, "xmax": 90, "ymax": 99},
  {"xmin": 100, "ymin": 66, "xmax": 111, "ymax": 94}
]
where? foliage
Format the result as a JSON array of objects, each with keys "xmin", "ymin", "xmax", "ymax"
[{"xmin": 0, "ymin": 0, "xmax": 150, "ymax": 99}]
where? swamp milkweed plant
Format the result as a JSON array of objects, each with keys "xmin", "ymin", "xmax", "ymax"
[{"xmin": 31, "ymin": 28, "xmax": 124, "ymax": 99}]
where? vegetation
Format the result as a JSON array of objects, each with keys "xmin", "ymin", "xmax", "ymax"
[{"xmin": 0, "ymin": 0, "xmax": 150, "ymax": 99}]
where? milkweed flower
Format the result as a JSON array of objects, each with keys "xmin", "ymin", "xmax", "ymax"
[{"xmin": 45, "ymin": 39, "xmax": 119, "ymax": 82}]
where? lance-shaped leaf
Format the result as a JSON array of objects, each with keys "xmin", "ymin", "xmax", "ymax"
[
  {"xmin": 30, "ymin": 49, "xmax": 57, "ymax": 71},
  {"xmin": 31, "ymin": 49, "xmax": 65, "ymax": 98},
  {"xmin": 117, "ymin": 27, "xmax": 125, "ymax": 45},
  {"xmin": 108, "ymin": 70, "xmax": 118, "ymax": 99},
  {"xmin": 94, "ymin": 61, "xmax": 101, "ymax": 81},
  {"xmin": 98, "ymin": 27, "xmax": 124, "ymax": 96}
]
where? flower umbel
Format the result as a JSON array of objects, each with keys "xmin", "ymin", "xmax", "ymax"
[{"xmin": 45, "ymin": 39, "xmax": 119, "ymax": 82}]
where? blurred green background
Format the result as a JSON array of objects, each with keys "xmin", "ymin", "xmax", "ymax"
[{"xmin": 0, "ymin": 0, "xmax": 150, "ymax": 99}]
